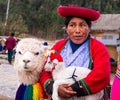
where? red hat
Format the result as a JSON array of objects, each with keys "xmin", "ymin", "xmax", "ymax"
[
  {"xmin": 47, "ymin": 50, "xmax": 63, "ymax": 62},
  {"xmin": 50, "ymin": 52, "xmax": 63, "ymax": 62},
  {"xmin": 57, "ymin": 5, "xmax": 100, "ymax": 21}
]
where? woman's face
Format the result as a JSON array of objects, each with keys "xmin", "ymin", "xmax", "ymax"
[{"xmin": 66, "ymin": 17, "xmax": 90, "ymax": 44}]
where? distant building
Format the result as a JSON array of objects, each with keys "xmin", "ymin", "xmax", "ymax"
[{"xmin": 91, "ymin": 14, "xmax": 120, "ymax": 71}]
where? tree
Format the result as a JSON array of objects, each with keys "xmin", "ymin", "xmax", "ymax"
[
  {"xmin": 0, "ymin": 0, "xmax": 120, "ymax": 39},
  {"xmin": 0, "ymin": 0, "xmax": 7, "ymax": 34}
]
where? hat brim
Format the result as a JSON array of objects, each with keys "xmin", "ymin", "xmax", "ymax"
[{"xmin": 57, "ymin": 6, "xmax": 100, "ymax": 21}]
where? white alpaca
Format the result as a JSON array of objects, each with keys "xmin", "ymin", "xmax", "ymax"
[
  {"xmin": 14, "ymin": 38, "xmax": 48, "ymax": 100},
  {"xmin": 44, "ymin": 53, "xmax": 104, "ymax": 100},
  {"xmin": 14, "ymin": 38, "xmax": 47, "ymax": 85}
]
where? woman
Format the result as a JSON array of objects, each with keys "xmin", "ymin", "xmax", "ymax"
[{"xmin": 40, "ymin": 5, "xmax": 111, "ymax": 100}]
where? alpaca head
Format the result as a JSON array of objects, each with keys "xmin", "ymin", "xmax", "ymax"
[
  {"xmin": 14, "ymin": 38, "xmax": 47, "ymax": 72},
  {"xmin": 14, "ymin": 38, "xmax": 48, "ymax": 85},
  {"xmin": 44, "ymin": 50, "xmax": 63, "ymax": 71}
]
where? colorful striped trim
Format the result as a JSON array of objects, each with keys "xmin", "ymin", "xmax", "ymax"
[
  {"xmin": 81, "ymin": 79, "xmax": 92, "ymax": 94},
  {"xmin": 115, "ymin": 66, "xmax": 120, "ymax": 79},
  {"xmin": 15, "ymin": 82, "xmax": 43, "ymax": 100},
  {"xmin": 44, "ymin": 79, "xmax": 53, "ymax": 90},
  {"xmin": 33, "ymin": 82, "xmax": 43, "ymax": 100},
  {"xmin": 23, "ymin": 85, "xmax": 33, "ymax": 100}
]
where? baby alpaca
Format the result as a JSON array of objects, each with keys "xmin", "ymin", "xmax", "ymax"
[
  {"xmin": 44, "ymin": 51, "xmax": 104, "ymax": 100},
  {"xmin": 14, "ymin": 38, "xmax": 48, "ymax": 100}
]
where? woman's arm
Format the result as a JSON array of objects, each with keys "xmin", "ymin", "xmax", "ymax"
[{"xmin": 71, "ymin": 39, "xmax": 111, "ymax": 96}]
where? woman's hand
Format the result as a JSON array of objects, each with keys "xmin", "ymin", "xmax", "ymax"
[{"xmin": 58, "ymin": 84, "xmax": 76, "ymax": 98}]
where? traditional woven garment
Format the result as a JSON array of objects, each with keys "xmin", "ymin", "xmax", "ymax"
[
  {"xmin": 15, "ymin": 82, "xmax": 44, "ymax": 100},
  {"xmin": 110, "ymin": 66, "xmax": 120, "ymax": 100},
  {"xmin": 60, "ymin": 39, "xmax": 90, "ymax": 67}
]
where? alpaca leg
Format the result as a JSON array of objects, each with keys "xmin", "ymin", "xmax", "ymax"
[
  {"xmin": 52, "ymin": 81, "xmax": 60, "ymax": 100},
  {"xmin": 52, "ymin": 80, "xmax": 70, "ymax": 100}
]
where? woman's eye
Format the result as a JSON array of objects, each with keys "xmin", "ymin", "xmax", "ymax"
[
  {"xmin": 80, "ymin": 24, "xmax": 83, "ymax": 26},
  {"xmin": 35, "ymin": 52, "xmax": 39, "ymax": 55},
  {"xmin": 80, "ymin": 23, "xmax": 87, "ymax": 27},
  {"xmin": 69, "ymin": 24, "xmax": 75, "ymax": 27}
]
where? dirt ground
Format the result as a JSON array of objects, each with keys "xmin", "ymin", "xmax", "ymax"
[
  {"xmin": 0, "ymin": 54, "xmax": 18, "ymax": 100},
  {"xmin": 0, "ymin": 94, "xmax": 14, "ymax": 100}
]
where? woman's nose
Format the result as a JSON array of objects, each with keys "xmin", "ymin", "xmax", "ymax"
[{"xmin": 75, "ymin": 26, "xmax": 81, "ymax": 33}]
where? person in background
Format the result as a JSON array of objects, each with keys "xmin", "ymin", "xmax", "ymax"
[
  {"xmin": 1, "ymin": 38, "xmax": 6, "ymax": 54},
  {"xmin": 40, "ymin": 5, "xmax": 111, "ymax": 100},
  {"xmin": 5, "ymin": 33, "xmax": 16, "ymax": 64},
  {"xmin": 0, "ymin": 39, "xmax": 3, "ymax": 53}
]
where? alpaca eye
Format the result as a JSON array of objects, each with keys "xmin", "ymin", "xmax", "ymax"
[
  {"xmin": 18, "ymin": 51, "xmax": 22, "ymax": 54},
  {"xmin": 35, "ymin": 52, "xmax": 39, "ymax": 55}
]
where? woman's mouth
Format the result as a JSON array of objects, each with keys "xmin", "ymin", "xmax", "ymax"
[{"xmin": 74, "ymin": 36, "xmax": 83, "ymax": 40}]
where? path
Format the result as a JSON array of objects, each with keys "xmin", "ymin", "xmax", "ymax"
[{"xmin": 0, "ymin": 54, "xmax": 19, "ymax": 99}]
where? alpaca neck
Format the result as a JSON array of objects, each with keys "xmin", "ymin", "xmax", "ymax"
[{"xmin": 17, "ymin": 70, "xmax": 40, "ymax": 85}]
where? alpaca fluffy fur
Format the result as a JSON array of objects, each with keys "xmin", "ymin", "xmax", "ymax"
[
  {"xmin": 14, "ymin": 38, "xmax": 47, "ymax": 85},
  {"xmin": 44, "ymin": 54, "xmax": 104, "ymax": 100}
]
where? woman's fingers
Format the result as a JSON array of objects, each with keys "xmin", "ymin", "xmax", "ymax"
[{"xmin": 58, "ymin": 84, "xmax": 76, "ymax": 98}]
